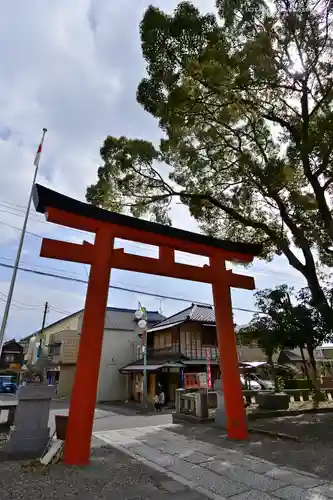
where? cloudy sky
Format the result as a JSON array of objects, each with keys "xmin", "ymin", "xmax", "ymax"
[{"xmin": 0, "ymin": 0, "xmax": 307, "ymax": 341}]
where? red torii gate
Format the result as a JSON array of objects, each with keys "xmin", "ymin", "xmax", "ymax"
[{"xmin": 32, "ymin": 184, "xmax": 261, "ymax": 466}]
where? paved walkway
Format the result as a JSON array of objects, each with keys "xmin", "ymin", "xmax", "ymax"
[{"xmin": 95, "ymin": 424, "xmax": 333, "ymax": 500}]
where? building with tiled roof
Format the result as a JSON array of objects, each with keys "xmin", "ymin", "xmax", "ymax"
[{"xmin": 120, "ymin": 303, "xmax": 266, "ymax": 405}]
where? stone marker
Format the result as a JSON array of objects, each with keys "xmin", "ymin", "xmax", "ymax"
[
  {"xmin": 213, "ymin": 379, "xmax": 227, "ymax": 428},
  {"xmin": 5, "ymin": 383, "xmax": 55, "ymax": 458}
]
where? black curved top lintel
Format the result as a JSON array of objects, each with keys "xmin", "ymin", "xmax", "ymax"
[{"xmin": 32, "ymin": 183, "xmax": 262, "ymax": 257}]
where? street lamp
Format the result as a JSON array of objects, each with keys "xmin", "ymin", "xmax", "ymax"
[{"xmin": 135, "ymin": 303, "xmax": 148, "ymax": 409}]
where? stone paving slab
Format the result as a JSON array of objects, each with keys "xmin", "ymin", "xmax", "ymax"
[
  {"xmin": 229, "ymin": 491, "xmax": 280, "ymax": 500},
  {"xmin": 166, "ymin": 457, "xmax": 249, "ymax": 497},
  {"xmin": 94, "ymin": 424, "xmax": 333, "ymax": 500},
  {"xmin": 204, "ymin": 461, "xmax": 286, "ymax": 493},
  {"xmin": 265, "ymin": 467, "xmax": 323, "ymax": 489},
  {"xmin": 272, "ymin": 485, "xmax": 325, "ymax": 500},
  {"xmin": 170, "ymin": 422, "xmax": 333, "ymax": 480}
]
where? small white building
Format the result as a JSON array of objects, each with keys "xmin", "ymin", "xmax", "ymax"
[{"xmin": 20, "ymin": 307, "xmax": 164, "ymax": 402}]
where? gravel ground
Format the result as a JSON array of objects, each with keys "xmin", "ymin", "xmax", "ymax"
[
  {"xmin": 249, "ymin": 411, "xmax": 333, "ymax": 441},
  {"xmin": 0, "ymin": 438, "xmax": 208, "ymax": 500},
  {"xmin": 171, "ymin": 419, "xmax": 333, "ymax": 481}
]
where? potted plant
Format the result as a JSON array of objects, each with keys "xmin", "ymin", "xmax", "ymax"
[{"xmin": 256, "ymin": 375, "xmax": 289, "ymax": 410}]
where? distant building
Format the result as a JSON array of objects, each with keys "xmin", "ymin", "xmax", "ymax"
[
  {"xmin": 0, "ymin": 339, "xmax": 23, "ymax": 374},
  {"xmin": 278, "ymin": 347, "xmax": 333, "ymax": 378},
  {"xmin": 120, "ymin": 303, "xmax": 267, "ymax": 405},
  {"xmin": 20, "ymin": 307, "xmax": 164, "ymax": 401}
]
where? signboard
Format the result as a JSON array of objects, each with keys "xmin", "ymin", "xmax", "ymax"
[
  {"xmin": 184, "ymin": 372, "xmax": 208, "ymax": 389},
  {"xmin": 9, "ymin": 363, "xmax": 21, "ymax": 372},
  {"xmin": 206, "ymin": 349, "xmax": 212, "ymax": 389},
  {"xmin": 184, "ymin": 373, "xmax": 200, "ymax": 389}
]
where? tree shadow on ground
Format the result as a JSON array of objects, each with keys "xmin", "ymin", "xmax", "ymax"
[
  {"xmin": 171, "ymin": 417, "xmax": 333, "ymax": 481},
  {"xmin": 251, "ymin": 412, "xmax": 333, "ymax": 442}
]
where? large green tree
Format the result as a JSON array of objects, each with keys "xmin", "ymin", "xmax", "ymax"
[
  {"xmin": 241, "ymin": 284, "xmax": 333, "ymax": 385},
  {"xmin": 237, "ymin": 315, "xmax": 284, "ymax": 389},
  {"xmin": 87, "ymin": 1, "xmax": 333, "ymax": 325}
]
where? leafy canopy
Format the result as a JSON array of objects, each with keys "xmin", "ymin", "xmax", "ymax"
[
  {"xmin": 87, "ymin": 1, "xmax": 333, "ymax": 322},
  {"xmin": 239, "ymin": 284, "xmax": 333, "ymax": 362}
]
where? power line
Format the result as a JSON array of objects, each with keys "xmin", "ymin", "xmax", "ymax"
[
  {"xmin": 0, "ymin": 220, "xmax": 44, "ymax": 239},
  {"xmin": 0, "ymin": 260, "xmax": 261, "ymax": 314},
  {"xmin": 0, "ymin": 293, "xmax": 41, "ymax": 311},
  {"xmin": 0, "ymin": 255, "xmax": 85, "ymax": 278},
  {"xmin": 0, "ymin": 215, "xmax": 307, "ymax": 286}
]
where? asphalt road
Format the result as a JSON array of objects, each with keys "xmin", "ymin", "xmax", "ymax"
[{"xmin": 0, "ymin": 394, "xmax": 173, "ymax": 433}]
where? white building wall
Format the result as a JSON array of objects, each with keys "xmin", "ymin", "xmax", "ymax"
[
  {"xmin": 24, "ymin": 313, "xmax": 80, "ymax": 364},
  {"xmin": 97, "ymin": 329, "xmax": 139, "ymax": 402}
]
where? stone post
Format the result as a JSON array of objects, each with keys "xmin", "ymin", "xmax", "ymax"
[
  {"xmin": 5, "ymin": 383, "xmax": 55, "ymax": 458},
  {"xmin": 195, "ymin": 391, "xmax": 208, "ymax": 419},
  {"xmin": 213, "ymin": 379, "xmax": 227, "ymax": 428},
  {"xmin": 175, "ymin": 388, "xmax": 186, "ymax": 413}
]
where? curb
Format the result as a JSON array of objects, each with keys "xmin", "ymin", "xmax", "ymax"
[
  {"xmin": 248, "ymin": 406, "xmax": 333, "ymax": 420},
  {"xmin": 248, "ymin": 427, "xmax": 300, "ymax": 442}
]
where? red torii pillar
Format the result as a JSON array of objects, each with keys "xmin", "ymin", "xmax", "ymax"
[{"xmin": 35, "ymin": 195, "xmax": 259, "ymax": 466}]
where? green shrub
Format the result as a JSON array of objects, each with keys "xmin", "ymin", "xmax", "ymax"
[{"xmin": 284, "ymin": 378, "xmax": 313, "ymax": 390}]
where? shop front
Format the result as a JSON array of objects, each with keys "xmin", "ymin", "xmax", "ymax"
[{"xmin": 120, "ymin": 360, "xmax": 186, "ymax": 405}]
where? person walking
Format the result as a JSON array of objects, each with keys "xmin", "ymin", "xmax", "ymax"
[
  {"xmin": 154, "ymin": 392, "xmax": 161, "ymax": 412},
  {"xmin": 158, "ymin": 389, "xmax": 165, "ymax": 411}
]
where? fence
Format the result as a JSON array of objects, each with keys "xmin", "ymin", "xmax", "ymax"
[{"xmin": 175, "ymin": 388, "xmax": 333, "ymax": 420}]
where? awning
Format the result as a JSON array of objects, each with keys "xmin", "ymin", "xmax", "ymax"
[
  {"xmin": 241, "ymin": 361, "xmax": 267, "ymax": 368},
  {"xmin": 164, "ymin": 362, "xmax": 185, "ymax": 368},
  {"xmin": 181, "ymin": 359, "xmax": 219, "ymax": 365},
  {"xmin": 121, "ymin": 364, "xmax": 164, "ymax": 372},
  {"xmin": 147, "ymin": 321, "xmax": 183, "ymax": 333},
  {"xmin": 120, "ymin": 360, "xmax": 186, "ymax": 373}
]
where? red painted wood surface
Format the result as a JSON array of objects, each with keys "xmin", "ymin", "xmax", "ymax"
[{"xmin": 38, "ymin": 204, "xmax": 257, "ymax": 465}]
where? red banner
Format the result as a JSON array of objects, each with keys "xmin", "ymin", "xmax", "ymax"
[{"xmin": 206, "ymin": 349, "xmax": 212, "ymax": 389}]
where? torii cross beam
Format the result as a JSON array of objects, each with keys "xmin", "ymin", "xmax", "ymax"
[{"xmin": 32, "ymin": 184, "xmax": 261, "ymax": 466}]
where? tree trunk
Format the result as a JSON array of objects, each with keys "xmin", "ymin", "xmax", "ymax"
[
  {"xmin": 304, "ymin": 266, "xmax": 333, "ymax": 329},
  {"xmin": 299, "ymin": 345, "xmax": 310, "ymax": 382},
  {"xmin": 306, "ymin": 343, "xmax": 319, "ymax": 390},
  {"xmin": 267, "ymin": 352, "xmax": 277, "ymax": 392}
]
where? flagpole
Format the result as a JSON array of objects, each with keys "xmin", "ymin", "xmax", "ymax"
[{"xmin": 0, "ymin": 128, "xmax": 47, "ymax": 350}]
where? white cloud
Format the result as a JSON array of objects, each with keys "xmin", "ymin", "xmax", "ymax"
[{"xmin": 0, "ymin": 0, "xmax": 301, "ymax": 338}]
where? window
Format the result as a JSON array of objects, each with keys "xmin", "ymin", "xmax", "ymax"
[
  {"xmin": 4, "ymin": 354, "xmax": 15, "ymax": 363},
  {"xmin": 49, "ymin": 344, "xmax": 61, "ymax": 356},
  {"xmin": 202, "ymin": 328, "xmax": 217, "ymax": 346}
]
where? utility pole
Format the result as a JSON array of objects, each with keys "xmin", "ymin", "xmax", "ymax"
[
  {"xmin": 40, "ymin": 302, "xmax": 49, "ymax": 341},
  {"xmin": 36, "ymin": 301, "xmax": 49, "ymax": 383},
  {"xmin": 0, "ymin": 128, "xmax": 47, "ymax": 350},
  {"xmin": 134, "ymin": 303, "xmax": 148, "ymax": 410}
]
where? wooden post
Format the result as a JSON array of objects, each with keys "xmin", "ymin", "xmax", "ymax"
[
  {"xmin": 63, "ymin": 226, "xmax": 114, "ymax": 465},
  {"xmin": 210, "ymin": 256, "xmax": 248, "ymax": 440}
]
